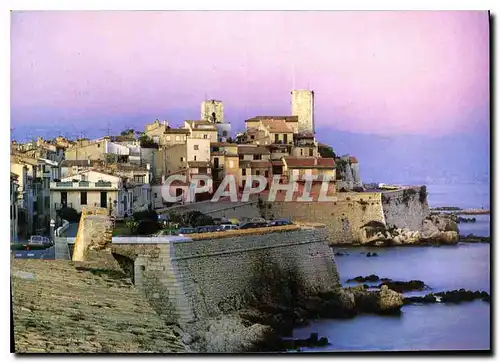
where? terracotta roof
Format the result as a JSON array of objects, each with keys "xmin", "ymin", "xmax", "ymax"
[
  {"xmin": 271, "ymin": 160, "xmax": 284, "ymax": 166},
  {"xmin": 246, "ymin": 116, "xmax": 298, "ymax": 122},
  {"xmin": 349, "ymin": 156, "xmax": 358, "ymax": 163},
  {"xmin": 164, "ymin": 128, "xmax": 190, "ymax": 134},
  {"xmin": 284, "ymin": 157, "xmax": 335, "ymax": 169},
  {"xmin": 187, "ymin": 161, "xmax": 211, "ymax": 168},
  {"xmin": 251, "ymin": 161, "xmax": 272, "ymax": 168},
  {"xmin": 60, "ymin": 160, "xmax": 95, "ymax": 167},
  {"xmin": 110, "ymin": 136, "xmax": 136, "ymax": 142},
  {"xmin": 261, "ymin": 119, "xmax": 294, "ymax": 133},
  {"xmin": 210, "ymin": 142, "xmax": 238, "ymax": 147},
  {"xmin": 296, "ymin": 132, "xmax": 315, "ymax": 139},
  {"xmin": 238, "ymin": 145, "xmax": 271, "ymax": 155}
]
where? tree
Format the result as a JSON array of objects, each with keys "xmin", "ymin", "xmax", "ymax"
[
  {"xmin": 318, "ymin": 144, "xmax": 336, "ymax": 159},
  {"xmin": 124, "ymin": 217, "xmax": 138, "ymax": 234},
  {"xmin": 138, "ymin": 134, "xmax": 159, "ymax": 149},
  {"xmin": 120, "ymin": 129, "xmax": 135, "ymax": 137}
]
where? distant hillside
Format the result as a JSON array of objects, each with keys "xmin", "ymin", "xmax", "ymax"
[{"xmin": 317, "ymin": 127, "xmax": 490, "ymax": 185}]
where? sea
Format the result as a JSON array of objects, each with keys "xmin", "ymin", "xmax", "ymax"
[{"xmin": 293, "ymin": 183, "xmax": 491, "ymax": 352}]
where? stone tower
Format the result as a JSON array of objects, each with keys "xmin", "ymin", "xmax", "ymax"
[
  {"xmin": 291, "ymin": 90, "xmax": 315, "ymax": 133},
  {"xmin": 201, "ymin": 100, "xmax": 224, "ymax": 123}
]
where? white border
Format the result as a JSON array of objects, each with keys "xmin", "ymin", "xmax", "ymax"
[{"xmin": 3, "ymin": 1, "xmax": 497, "ymax": 362}]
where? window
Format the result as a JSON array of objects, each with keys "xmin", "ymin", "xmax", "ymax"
[
  {"xmin": 166, "ymin": 135, "xmax": 171, "ymax": 141},
  {"xmin": 274, "ymin": 134, "xmax": 279, "ymax": 143},
  {"xmin": 284, "ymin": 134, "xmax": 288, "ymax": 144},
  {"xmin": 97, "ymin": 143, "xmax": 101, "ymax": 148},
  {"xmin": 254, "ymin": 154, "xmax": 262, "ymax": 160},
  {"xmin": 154, "ymin": 193, "xmax": 158, "ymax": 198},
  {"xmin": 309, "ymin": 148, "xmax": 314, "ymax": 157},
  {"xmin": 222, "ymin": 131, "xmax": 228, "ymax": 137},
  {"xmin": 203, "ymin": 134, "xmax": 208, "ymax": 139},
  {"xmin": 194, "ymin": 156, "xmax": 197, "ymax": 161},
  {"xmin": 239, "ymin": 154, "xmax": 244, "ymax": 160},
  {"xmin": 194, "ymin": 145, "xmax": 199, "ymax": 150},
  {"xmin": 81, "ymin": 192, "xmax": 88, "ymax": 205},
  {"xmin": 251, "ymin": 135, "xmax": 255, "ymax": 140},
  {"xmin": 256, "ymin": 170, "xmax": 260, "ymax": 176},
  {"xmin": 242, "ymin": 168, "xmax": 247, "ymax": 176},
  {"xmin": 176, "ymin": 136, "xmax": 180, "ymax": 141},
  {"xmin": 265, "ymin": 170, "xmax": 269, "ymax": 177},
  {"xmin": 134, "ymin": 175, "xmax": 145, "ymax": 184},
  {"xmin": 300, "ymin": 149, "xmax": 304, "ymax": 156},
  {"xmin": 180, "ymin": 157, "xmax": 184, "ymax": 162}
]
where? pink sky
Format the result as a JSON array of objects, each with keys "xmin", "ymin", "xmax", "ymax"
[{"xmin": 11, "ymin": 11, "xmax": 490, "ymax": 136}]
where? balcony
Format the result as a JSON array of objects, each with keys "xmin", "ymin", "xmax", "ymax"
[
  {"xmin": 50, "ymin": 181, "xmax": 117, "ymax": 190},
  {"xmin": 54, "ymin": 202, "xmax": 73, "ymax": 210}
]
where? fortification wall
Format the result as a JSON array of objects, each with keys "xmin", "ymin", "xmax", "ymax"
[
  {"xmin": 262, "ymin": 193, "xmax": 386, "ymax": 245},
  {"xmin": 381, "ymin": 186, "xmax": 430, "ymax": 231},
  {"xmin": 163, "ymin": 187, "xmax": 430, "ymax": 245},
  {"xmin": 111, "ymin": 226, "xmax": 339, "ymax": 326},
  {"xmin": 166, "ymin": 200, "xmax": 262, "ymax": 220}
]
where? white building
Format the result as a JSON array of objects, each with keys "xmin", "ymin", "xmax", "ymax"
[{"xmin": 50, "ymin": 169, "xmax": 152, "ymax": 220}]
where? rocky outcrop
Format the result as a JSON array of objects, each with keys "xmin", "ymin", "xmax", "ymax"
[
  {"xmin": 420, "ymin": 214, "xmax": 459, "ymax": 244},
  {"xmin": 378, "ymin": 280, "xmax": 427, "ymax": 293},
  {"xmin": 460, "ymin": 234, "xmax": 490, "ymax": 243},
  {"xmin": 359, "ymin": 214, "xmax": 459, "ymax": 246},
  {"xmin": 346, "ymin": 285, "xmax": 404, "ymax": 315},
  {"xmin": 404, "ymin": 289, "xmax": 491, "ymax": 305}
]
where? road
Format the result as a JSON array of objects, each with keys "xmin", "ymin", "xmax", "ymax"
[
  {"xmin": 61, "ymin": 223, "xmax": 79, "ymax": 237},
  {"xmin": 12, "ymin": 246, "xmax": 55, "ymax": 260}
]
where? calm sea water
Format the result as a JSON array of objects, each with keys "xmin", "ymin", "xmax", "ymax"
[{"xmin": 293, "ymin": 183, "xmax": 491, "ymax": 352}]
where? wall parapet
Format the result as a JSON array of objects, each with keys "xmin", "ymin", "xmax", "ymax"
[{"xmin": 111, "ymin": 226, "xmax": 338, "ymax": 327}]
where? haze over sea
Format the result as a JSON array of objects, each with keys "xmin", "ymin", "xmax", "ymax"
[{"xmin": 293, "ymin": 182, "xmax": 491, "ymax": 352}]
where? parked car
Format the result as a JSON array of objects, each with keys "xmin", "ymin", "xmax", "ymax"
[
  {"xmin": 239, "ymin": 221, "xmax": 268, "ymax": 230},
  {"xmin": 195, "ymin": 225, "xmax": 221, "ymax": 233},
  {"xmin": 220, "ymin": 224, "xmax": 239, "ymax": 231},
  {"xmin": 175, "ymin": 227, "xmax": 197, "ymax": 236},
  {"xmin": 268, "ymin": 219, "xmax": 293, "ymax": 227}
]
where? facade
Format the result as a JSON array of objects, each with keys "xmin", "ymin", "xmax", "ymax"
[
  {"xmin": 282, "ymin": 157, "xmax": 336, "ymax": 182},
  {"xmin": 201, "ymin": 100, "xmax": 224, "ymax": 123},
  {"xmin": 291, "ymin": 89, "xmax": 315, "ymax": 133},
  {"xmin": 11, "ymin": 173, "xmax": 19, "ymax": 242},
  {"xmin": 184, "ymin": 121, "xmax": 218, "ymax": 142},
  {"xmin": 210, "ymin": 142, "xmax": 239, "ymax": 186},
  {"xmin": 160, "ymin": 128, "xmax": 190, "ymax": 147},
  {"xmin": 50, "ymin": 169, "xmax": 152, "ymax": 220},
  {"xmin": 200, "ymin": 100, "xmax": 232, "ymax": 142},
  {"xmin": 144, "ymin": 119, "xmax": 169, "ymax": 143}
]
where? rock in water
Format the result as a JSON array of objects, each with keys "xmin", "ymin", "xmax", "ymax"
[
  {"xmin": 378, "ymin": 280, "xmax": 426, "ymax": 293},
  {"xmin": 378, "ymin": 285, "xmax": 404, "ymax": 313}
]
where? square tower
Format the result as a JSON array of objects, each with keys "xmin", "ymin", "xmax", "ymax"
[
  {"xmin": 201, "ymin": 100, "xmax": 224, "ymax": 124},
  {"xmin": 291, "ymin": 90, "xmax": 315, "ymax": 133}
]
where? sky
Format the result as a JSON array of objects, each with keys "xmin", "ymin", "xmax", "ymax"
[{"xmin": 10, "ymin": 11, "xmax": 490, "ymax": 183}]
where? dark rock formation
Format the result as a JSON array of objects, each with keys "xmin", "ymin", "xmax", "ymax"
[
  {"xmin": 457, "ymin": 216, "xmax": 477, "ymax": 224},
  {"xmin": 282, "ymin": 333, "xmax": 329, "ymax": 350},
  {"xmin": 403, "ymin": 290, "xmax": 490, "ymax": 305},
  {"xmin": 366, "ymin": 252, "xmax": 379, "ymax": 257},
  {"xmin": 346, "ymin": 274, "xmax": 381, "ymax": 283},
  {"xmin": 459, "ymin": 234, "xmax": 490, "ymax": 243},
  {"xmin": 334, "ymin": 251, "xmax": 349, "ymax": 256},
  {"xmin": 378, "ymin": 280, "xmax": 427, "ymax": 293}
]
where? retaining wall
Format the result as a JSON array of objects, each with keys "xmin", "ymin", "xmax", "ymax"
[{"xmin": 111, "ymin": 226, "xmax": 338, "ymax": 326}]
